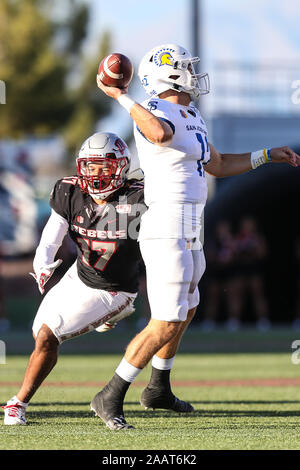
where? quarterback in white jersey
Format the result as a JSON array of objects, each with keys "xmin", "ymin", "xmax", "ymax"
[
  {"xmin": 134, "ymin": 98, "xmax": 210, "ymax": 206},
  {"xmin": 133, "ymin": 95, "xmax": 209, "ymax": 324},
  {"xmin": 134, "ymin": 97, "xmax": 209, "ymax": 241},
  {"xmin": 94, "ymin": 43, "xmax": 300, "ymax": 430}
]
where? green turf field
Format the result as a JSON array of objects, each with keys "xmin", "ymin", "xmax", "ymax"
[{"xmin": 1, "ymin": 346, "xmax": 300, "ymax": 450}]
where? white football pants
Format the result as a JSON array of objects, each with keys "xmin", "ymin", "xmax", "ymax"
[
  {"xmin": 139, "ymin": 238, "xmax": 206, "ymax": 322},
  {"xmin": 32, "ymin": 262, "xmax": 137, "ymax": 343}
]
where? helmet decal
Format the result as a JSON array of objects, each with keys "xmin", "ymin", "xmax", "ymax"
[
  {"xmin": 114, "ymin": 138, "xmax": 126, "ymax": 155},
  {"xmin": 153, "ymin": 48, "xmax": 175, "ymax": 67}
]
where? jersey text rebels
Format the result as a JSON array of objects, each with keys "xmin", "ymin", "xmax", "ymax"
[{"xmin": 50, "ymin": 177, "xmax": 146, "ymax": 292}]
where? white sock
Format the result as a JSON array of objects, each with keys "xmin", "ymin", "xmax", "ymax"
[
  {"xmin": 152, "ymin": 355, "xmax": 175, "ymax": 371},
  {"xmin": 115, "ymin": 358, "xmax": 142, "ymax": 383},
  {"xmin": 10, "ymin": 396, "xmax": 29, "ymax": 407}
]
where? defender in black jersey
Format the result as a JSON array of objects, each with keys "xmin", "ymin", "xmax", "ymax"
[
  {"xmin": 50, "ymin": 175, "xmax": 145, "ymax": 294},
  {"xmin": 2, "ymin": 132, "xmax": 146, "ymax": 426}
]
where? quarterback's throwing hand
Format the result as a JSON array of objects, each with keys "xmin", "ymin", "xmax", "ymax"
[
  {"xmin": 270, "ymin": 146, "xmax": 300, "ymax": 167},
  {"xmin": 96, "ymin": 75, "xmax": 128, "ymax": 100},
  {"xmin": 30, "ymin": 259, "xmax": 63, "ymax": 294}
]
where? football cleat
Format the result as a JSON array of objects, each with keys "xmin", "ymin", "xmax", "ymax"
[
  {"xmin": 95, "ymin": 304, "xmax": 135, "ymax": 333},
  {"xmin": 140, "ymin": 386, "xmax": 194, "ymax": 413},
  {"xmin": 90, "ymin": 390, "xmax": 134, "ymax": 430},
  {"xmin": 2, "ymin": 401, "xmax": 27, "ymax": 425},
  {"xmin": 95, "ymin": 321, "xmax": 115, "ymax": 333}
]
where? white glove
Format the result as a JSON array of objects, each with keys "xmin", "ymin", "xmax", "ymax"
[
  {"xmin": 30, "ymin": 259, "xmax": 63, "ymax": 294},
  {"xmin": 96, "ymin": 304, "xmax": 135, "ymax": 333}
]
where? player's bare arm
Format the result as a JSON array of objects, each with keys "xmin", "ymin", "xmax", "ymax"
[
  {"xmin": 205, "ymin": 143, "xmax": 300, "ymax": 178},
  {"xmin": 96, "ymin": 76, "xmax": 173, "ymax": 146}
]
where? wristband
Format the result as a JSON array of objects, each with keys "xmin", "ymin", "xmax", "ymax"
[
  {"xmin": 251, "ymin": 148, "xmax": 272, "ymax": 169},
  {"xmin": 117, "ymin": 94, "xmax": 136, "ymax": 113}
]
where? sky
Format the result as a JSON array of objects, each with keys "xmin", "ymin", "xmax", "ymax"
[
  {"xmin": 86, "ymin": 0, "xmax": 300, "ymax": 168},
  {"xmin": 88, "ymin": 0, "xmax": 300, "ymax": 73}
]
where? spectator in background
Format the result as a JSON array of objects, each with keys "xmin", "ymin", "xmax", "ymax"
[
  {"xmin": 227, "ymin": 216, "xmax": 270, "ymax": 331},
  {"xmin": 201, "ymin": 220, "xmax": 237, "ymax": 331}
]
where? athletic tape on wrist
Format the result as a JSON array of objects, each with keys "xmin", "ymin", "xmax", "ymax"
[
  {"xmin": 117, "ymin": 94, "xmax": 136, "ymax": 113},
  {"xmin": 251, "ymin": 148, "xmax": 272, "ymax": 169}
]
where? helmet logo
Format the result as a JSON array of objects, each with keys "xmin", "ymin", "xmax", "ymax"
[
  {"xmin": 114, "ymin": 138, "xmax": 126, "ymax": 155},
  {"xmin": 158, "ymin": 52, "xmax": 173, "ymax": 66},
  {"xmin": 153, "ymin": 48, "xmax": 175, "ymax": 67}
]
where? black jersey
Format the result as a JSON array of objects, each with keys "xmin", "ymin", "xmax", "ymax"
[{"xmin": 50, "ymin": 176, "xmax": 146, "ymax": 293}]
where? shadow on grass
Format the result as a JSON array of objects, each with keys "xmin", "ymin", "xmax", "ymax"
[
  {"xmin": 186, "ymin": 400, "xmax": 300, "ymax": 405},
  {"xmin": 27, "ymin": 400, "xmax": 300, "ymax": 422},
  {"xmin": 30, "ymin": 402, "xmax": 91, "ymax": 407},
  {"xmin": 125, "ymin": 409, "xmax": 300, "ymax": 419},
  {"xmin": 30, "ymin": 399, "xmax": 300, "ymax": 407},
  {"xmin": 26, "ymin": 409, "xmax": 300, "ymax": 424}
]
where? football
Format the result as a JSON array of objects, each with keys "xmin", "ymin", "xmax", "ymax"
[{"xmin": 97, "ymin": 53, "xmax": 133, "ymax": 89}]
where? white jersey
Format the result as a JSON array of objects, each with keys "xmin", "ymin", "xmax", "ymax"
[{"xmin": 134, "ymin": 98, "xmax": 210, "ymax": 240}]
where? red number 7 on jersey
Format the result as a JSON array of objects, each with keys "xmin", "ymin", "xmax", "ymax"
[{"xmin": 77, "ymin": 238, "xmax": 117, "ymax": 271}]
